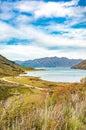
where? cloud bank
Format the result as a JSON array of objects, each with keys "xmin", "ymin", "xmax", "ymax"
[{"xmin": 0, "ymin": 0, "xmax": 86, "ymax": 60}]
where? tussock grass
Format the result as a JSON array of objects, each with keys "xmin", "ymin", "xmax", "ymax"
[
  {"xmin": 8, "ymin": 76, "xmax": 76, "ymax": 89},
  {"xmin": 0, "ymin": 77, "xmax": 86, "ymax": 130}
]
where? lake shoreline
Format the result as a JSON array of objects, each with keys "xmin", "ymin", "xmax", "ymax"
[{"xmin": 20, "ymin": 67, "xmax": 86, "ymax": 83}]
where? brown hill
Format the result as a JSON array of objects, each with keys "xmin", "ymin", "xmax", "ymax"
[{"xmin": 71, "ymin": 60, "xmax": 86, "ymax": 70}]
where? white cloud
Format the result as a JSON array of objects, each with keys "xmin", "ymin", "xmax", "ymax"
[
  {"xmin": 15, "ymin": 14, "xmax": 33, "ymax": 24},
  {"xmin": 0, "ymin": 22, "xmax": 86, "ymax": 47},
  {"xmin": 15, "ymin": 1, "xmax": 39, "ymax": 13},
  {"xmin": 0, "ymin": 12, "xmax": 14, "ymax": 20},
  {"xmin": 15, "ymin": 0, "xmax": 85, "ymax": 19},
  {"xmin": 0, "ymin": 21, "xmax": 86, "ymax": 48},
  {"xmin": 34, "ymin": 4, "xmax": 86, "ymax": 19},
  {"xmin": 46, "ymin": 23, "xmax": 86, "ymax": 40},
  {"xmin": 0, "ymin": 1, "xmax": 15, "ymax": 20},
  {"xmin": 0, "ymin": 0, "xmax": 86, "ymax": 60},
  {"xmin": 0, "ymin": 0, "xmax": 85, "ymax": 26},
  {"xmin": 63, "ymin": 0, "xmax": 79, "ymax": 6},
  {"xmin": 0, "ymin": 45, "xmax": 86, "ymax": 60}
]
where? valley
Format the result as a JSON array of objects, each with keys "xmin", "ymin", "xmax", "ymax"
[{"xmin": 0, "ymin": 55, "xmax": 86, "ymax": 130}]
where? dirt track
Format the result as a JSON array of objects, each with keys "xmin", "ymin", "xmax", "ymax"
[{"xmin": 1, "ymin": 77, "xmax": 49, "ymax": 91}]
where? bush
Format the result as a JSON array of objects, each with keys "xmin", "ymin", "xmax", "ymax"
[{"xmin": 80, "ymin": 77, "xmax": 86, "ymax": 85}]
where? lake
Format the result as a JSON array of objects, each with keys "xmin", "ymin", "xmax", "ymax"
[{"xmin": 24, "ymin": 67, "xmax": 86, "ymax": 82}]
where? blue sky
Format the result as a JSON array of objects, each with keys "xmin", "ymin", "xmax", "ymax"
[{"xmin": 0, "ymin": 0, "xmax": 86, "ymax": 60}]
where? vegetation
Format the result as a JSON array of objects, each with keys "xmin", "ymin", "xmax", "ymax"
[
  {"xmin": 0, "ymin": 76, "xmax": 86, "ymax": 130},
  {"xmin": 8, "ymin": 76, "xmax": 58, "ymax": 89},
  {"xmin": 0, "ymin": 55, "xmax": 35, "ymax": 77},
  {"xmin": 71, "ymin": 60, "xmax": 86, "ymax": 70},
  {"xmin": 0, "ymin": 54, "xmax": 86, "ymax": 130},
  {"xmin": 21, "ymin": 66, "xmax": 35, "ymax": 71},
  {"xmin": 0, "ymin": 55, "xmax": 24, "ymax": 77}
]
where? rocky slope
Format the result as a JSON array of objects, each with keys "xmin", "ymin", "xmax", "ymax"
[{"xmin": 71, "ymin": 60, "xmax": 86, "ymax": 70}]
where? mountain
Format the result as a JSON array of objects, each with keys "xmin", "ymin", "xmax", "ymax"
[
  {"xmin": 0, "ymin": 55, "xmax": 25, "ymax": 77},
  {"xmin": 15, "ymin": 57, "xmax": 82, "ymax": 68},
  {"xmin": 71, "ymin": 60, "xmax": 86, "ymax": 70}
]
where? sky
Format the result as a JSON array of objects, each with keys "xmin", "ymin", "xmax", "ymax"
[{"xmin": 0, "ymin": 0, "xmax": 86, "ymax": 60}]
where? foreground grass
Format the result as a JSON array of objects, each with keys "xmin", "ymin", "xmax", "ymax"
[{"xmin": 0, "ymin": 76, "xmax": 86, "ymax": 130}]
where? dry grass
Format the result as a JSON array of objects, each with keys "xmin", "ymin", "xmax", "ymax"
[
  {"xmin": 8, "ymin": 76, "xmax": 76, "ymax": 90},
  {"xmin": 0, "ymin": 76, "xmax": 86, "ymax": 130}
]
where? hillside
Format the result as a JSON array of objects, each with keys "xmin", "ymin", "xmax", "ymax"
[
  {"xmin": 71, "ymin": 60, "xmax": 86, "ymax": 70},
  {"xmin": 0, "ymin": 55, "xmax": 25, "ymax": 77},
  {"xmin": 15, "ymin": 57, "xmax": 82, "ymax": 67}
]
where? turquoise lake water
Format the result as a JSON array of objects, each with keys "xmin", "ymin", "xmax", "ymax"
[{"xmin": 25, "ymin": 67, "xmax": 86, "ymax": 82}]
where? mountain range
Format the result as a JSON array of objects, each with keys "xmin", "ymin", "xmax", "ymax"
[{"xmin": 15, "ymin": 57, "xmax": 82, "ymax": 68}]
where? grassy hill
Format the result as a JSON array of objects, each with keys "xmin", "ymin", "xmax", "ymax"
[
  {"xmin": 0, "ymin": 55, "xmax": 25, "ymax": 77},
  {"xmin": 71, "ymin": 60, "xmax": 86, "ymax": 70},
  {"xmin": 0, "ymin": 55, "xmax": 34, "ymax": 77}
]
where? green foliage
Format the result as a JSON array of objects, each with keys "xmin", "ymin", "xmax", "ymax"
[
  {"xmin": 0, "ymin": 55, "xmax": 24, "ymax": 77},
  {"xmin": 0, "ymin": 55, "xmax": 35, "ymax": 77},
  {"xmin": 21, "ymin": 66, "xmax": 35, "ymax": 71},
  {"xmin": 0, "ymin": 80, "xmax": 32, "ymax": 100}
]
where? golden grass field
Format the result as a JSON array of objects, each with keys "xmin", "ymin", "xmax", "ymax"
[{"xmin": 0, "ymin": 76, "xmax": 86, "ymax": 130}]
